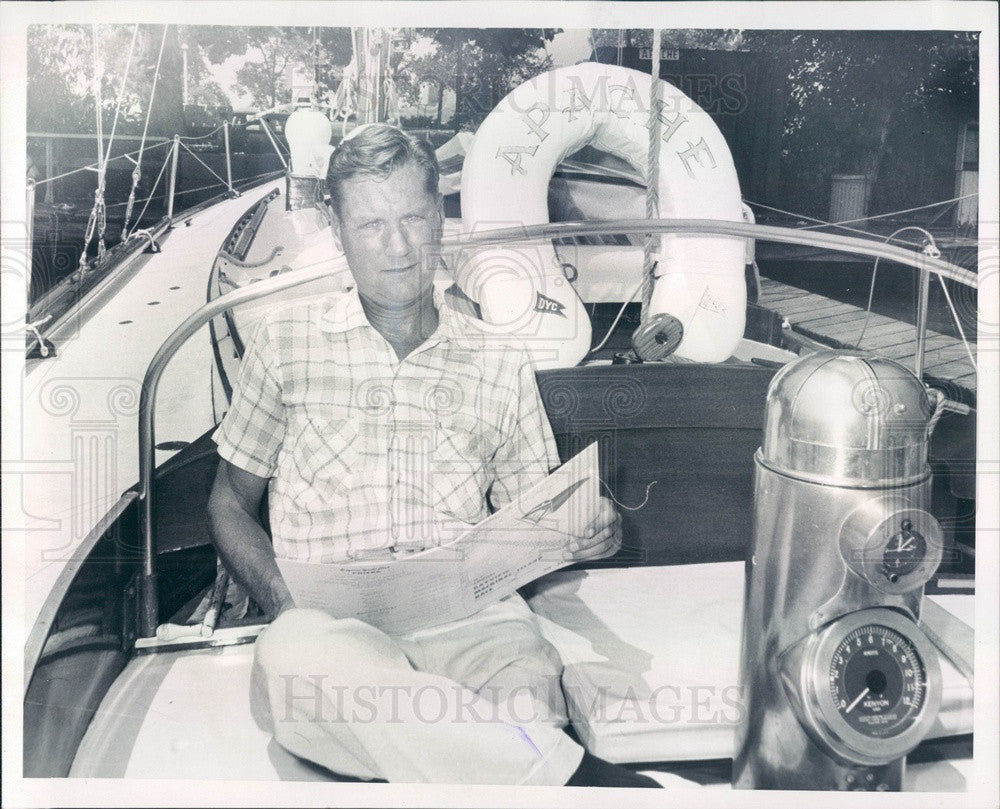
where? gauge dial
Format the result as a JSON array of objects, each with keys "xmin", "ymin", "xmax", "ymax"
[
  {"xmin": 829, "ymin": 623, "xmax": 927, "ymax": 738},
  {"xmin": 791, "ymin": 608, "xmax": 942, "ymax": 766},
  {"xmin": 839, "ymin": 500, "xmax": 944, "ymax": 594},
  {"xmin": 880, "ymin": 520, "xmax": 927, "ymax": 582}
]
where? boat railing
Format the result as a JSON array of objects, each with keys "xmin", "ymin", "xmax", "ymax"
[{"xmin": 136, "ymin": 218, "xmax": 979, "ymax": 637}]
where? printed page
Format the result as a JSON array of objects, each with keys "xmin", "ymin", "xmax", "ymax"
[{"xmin": 277, "ymin": 441, "xmax": 600, "ymax": 634}]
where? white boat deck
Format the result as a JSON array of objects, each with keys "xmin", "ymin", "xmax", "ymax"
[
  {"xmin": 70, "ymin": 564, "xmax": 974, "ymax": 788},
  {"xmin": 16, "ymin": 180, "xmax": 283, "ymax": 636}
]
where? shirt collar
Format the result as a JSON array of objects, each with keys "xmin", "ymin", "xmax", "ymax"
[
  {"xmin": 317, "ymin": 284, "xmax": 470, "ymax": 342},
  {"xmin": 316, "ymin": 286, "xmax": 370, "ymax": 334}
]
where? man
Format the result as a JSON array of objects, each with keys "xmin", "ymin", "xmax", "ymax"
[{"xmin": 208, "ymin": 124, "xmax": 658, "ymax": 787}]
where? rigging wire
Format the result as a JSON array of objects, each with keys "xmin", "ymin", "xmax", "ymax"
[
  {"xmin": 126, "ymin": 148, "xmax": 172, "ymax": 225},
  {"xmin": 79, "ymin": 24, "xmax": 108, "ymax": 269},
  {"xmin": 935, "ymin": 272, "xmax": 977, "ymax": 373},
  {"xmin": 33, "ymin": 111, "xmax": 254, "ymax": 190},
  {"xmin": 177, "ymin": 139, "xmax": 234, "ymax": 189},
  {"xmin": 122, "ymin": 25, "xmax": 170, "ymax": 239},
  {"xmin": 744, "ymin": 195, "xmax": 981, "ymax": 257},
  {"xmin": 102, "ymin": 25, "xmax": 140, "ymax": 168},
  {"xmin": 744, "ymin": 199, "xmax": 920, "ymax": 248},
  {"xmin": 745, "ymin": 199, "xmax": 924, "ymax": 248},
  {"xmin": 312, "ymin": 27, "xmax": 321, "ymax": 102},
  {"xmin": 588, "ymin": 278, "xmax": 645, "ymax": 355},
  {"xmin": 797, "ymin": 193, "xmax": 979, "ymax": 231}
]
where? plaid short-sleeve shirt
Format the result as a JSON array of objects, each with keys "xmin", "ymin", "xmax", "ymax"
[{"xmin": 213, "ymin": 287, "xmax": 559, "ymax": 562}]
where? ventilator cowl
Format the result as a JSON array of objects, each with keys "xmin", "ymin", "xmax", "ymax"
[{"xmin": 760, "ymin": 351, "xmax": 932, "ymax": 487}]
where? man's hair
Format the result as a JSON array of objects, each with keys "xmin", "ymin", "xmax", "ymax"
[{"xmin": 326, "ymin": 124, "xmax": 440, "ymax": 217}]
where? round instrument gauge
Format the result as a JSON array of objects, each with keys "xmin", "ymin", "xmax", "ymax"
[
  {"xmin": 880, "ymin": 520, "xmax": 928, "ymax": 582},
  {"xmin": 829, "ymin": 623, "xmax": 926, "ymax": 737},
  {"xmin": 839, "ymin": 499, "xmax": 943, "ymax": 594},
  {"xmin": 800, "ymin": 608, "xmax": 941, "ymax": 765}
]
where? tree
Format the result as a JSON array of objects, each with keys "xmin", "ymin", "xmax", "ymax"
[
  {"xmin": 742, "ymin": 31, "xmax": 978, "ymax": 211},
  {"xmin": 400, "ymin": 29, "xmax": 559, "ymax": 130},
  {"xmin": 190, "ymin": 26, "xmax": 351, "ymax": 110},
  {"xmin": 590, "ymin": 29, "xmax": 978, "ymax": 216},
  {"xmin": 26, "ymin": 24, "xmax": 95, "ymax": 133},
  {"xmin": 592, "ymin": 28, "xmax": 742, "ymax": 53},
  {"xmin": 27, "ymin": 23, "xmax": 227, "ymax": 136}
]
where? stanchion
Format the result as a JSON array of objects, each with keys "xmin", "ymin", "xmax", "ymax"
[
  {"xmin": 915, "ymin": 260, "xmax": 930, "ymax": 379},
  {"xmin": 223, "ymin": 121, "xmax": 236, "ymax": 197},
  {"xmin": 166, "ymin": 134, "xmax": 180, "ymax": 221},
  {"xmin": 25, "ymin": 178, "xmax": 36, "ymax": 295}
]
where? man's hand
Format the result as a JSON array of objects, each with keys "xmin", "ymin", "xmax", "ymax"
[
  {"xmin": 209, "ymin": 460, "xmax": 297, "ymax": 621},
  {"xmin": 564, "ymin": 496, "xmax": 622, "ymax": 562},
  {"xmin": 270, "ymin": 579, "xmax": 297, "ymax": 620}
]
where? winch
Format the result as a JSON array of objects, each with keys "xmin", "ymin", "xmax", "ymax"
[{"xmin": 733, "ymin": 351, "xmax": 944, "ymax": 791}]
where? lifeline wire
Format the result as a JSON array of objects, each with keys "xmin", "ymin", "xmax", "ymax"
[
  {"xmin": 745, "ymin": 199, "xmax": 924, "ymax": 248},
  {"xmin": 854, "ymin": 226, "xmax": 976, "ymax": 375},
  {"xmin": 745, "ymin": 195, "xmax": 981, "ymax": 252},
  {"xmin": 797, "ymin": 193, "xmax": 979, "ymax": 231},
  {"xmin": 123, "ymin": 167, "xmax": 280, "ymax": 216},
  {"xmin": 178, "ymin": 123, "xmax": 226, "ymax": 142},
  {"xmin": 32, "ymin": 140, "xmax": 172, "ymax": 187}
]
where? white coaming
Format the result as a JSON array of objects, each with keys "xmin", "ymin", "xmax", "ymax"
[{"xmin": 17, "ymin": 181, "xmax": 284, "ymax": 637}]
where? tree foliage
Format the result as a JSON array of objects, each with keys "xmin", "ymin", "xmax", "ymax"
[
  {"xmin": 591, "ymin": 28, "xmax": 978, "ymax": 215},
  {"xmin": 25, "ymin": 24, "xmax": 352, "ymax": 136},
  {"xmin": 27, "ymin": 24, "xmax": 228, "ymax": 135},
  {"xmin": 399, "ymin": 29, "xmax": 559, "ymax": 129},
  {"xmin": 27, "ymin": 25, "xmax": 977, "ymax": 216},
  {"xmin": 190, "ymin": 26, "xmax": 351, "ymax": 109},
  {"xmin": 737, "ymin": 30, "xmax": 978, "ymax": 213}
]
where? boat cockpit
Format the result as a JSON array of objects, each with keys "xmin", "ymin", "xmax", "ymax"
[{"xmin": 22, "ymin": 62, "xmax": 978, "ymax": 791}]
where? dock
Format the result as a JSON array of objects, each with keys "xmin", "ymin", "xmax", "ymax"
[{"xmin": 758, "ymin": 277, "xmax": 977, "ymax": 400}]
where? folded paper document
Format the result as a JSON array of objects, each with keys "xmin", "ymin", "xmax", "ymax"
[{"xmin": 276, "ymin": 442, "xmax": 600, "ymax": 635}]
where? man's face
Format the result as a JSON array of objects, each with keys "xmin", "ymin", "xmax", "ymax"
[{"xmin": 332, "ymin": 160, "xmax": 443, "ymax": 310}]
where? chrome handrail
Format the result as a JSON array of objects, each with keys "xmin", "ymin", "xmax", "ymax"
[
  {"xmin": 137, "ymin": 218, "xmax": 978, "ymax": 636},
  {"xmin": 137, "ymin": 263, "xmax": 331, "ymax": 635},
  {"xmin": 440, "ymin": 219, "xmax": 978, "ymax": 289}
]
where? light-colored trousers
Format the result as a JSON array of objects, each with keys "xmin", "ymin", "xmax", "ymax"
[{"xmin": 252, "ymin": 594, "xmax": 585, "ymax": 784}]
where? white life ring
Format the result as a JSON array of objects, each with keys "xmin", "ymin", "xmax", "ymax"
[{"xmin": 460, "ymin": 62, "xmax": 746, "ymax": 364}]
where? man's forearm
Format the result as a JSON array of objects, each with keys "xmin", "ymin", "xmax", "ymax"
[{"xmin": 208, "ymin": 499, "xmax": 294, "ymax": 619}]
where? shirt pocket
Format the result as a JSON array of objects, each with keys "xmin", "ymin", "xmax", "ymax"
[
  {"xmin": 429, "ymin": 416, "xmax": 492, "ymax": 524},
  {"xmin": 289, "ymin": 415, "xmax": 360, "ymax": 508}
]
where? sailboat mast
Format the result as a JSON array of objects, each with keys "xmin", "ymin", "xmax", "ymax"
[{"xmin": 353, "ymin": 27, "xmax": 394, "ymax": 124}]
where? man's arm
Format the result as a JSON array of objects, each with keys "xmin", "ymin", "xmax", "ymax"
[{"xmin": 207, "ymin": 459, "xmax": 294, "ymax": 619}]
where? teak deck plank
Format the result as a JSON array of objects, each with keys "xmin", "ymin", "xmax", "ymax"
[{"xmin": 758, "ymin": 277, "xmax": 976, "ymax": 397}]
